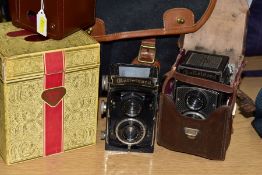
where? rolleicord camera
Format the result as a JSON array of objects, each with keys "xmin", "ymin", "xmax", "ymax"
[
  {"xmin": 157, "ymin": 50, "xmax": 235, "ymax": 160},
  {"xmin": 101, "ymin": 63, "xmax": 159, "ymax": 153},
  {"xmin": 174, "ymin": 51, "xmax": 231, "ymax": 119}
]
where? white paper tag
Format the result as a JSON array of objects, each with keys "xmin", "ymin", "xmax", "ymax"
[
  {"xmin": 232, "ymin": 103, "xmax": 237, "ymax": 116},
  {"xmin": 37, "ymin": 9, "xmax": 47, "ymax": 37}
]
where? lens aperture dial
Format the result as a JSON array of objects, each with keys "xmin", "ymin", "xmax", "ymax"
[
  {"xmin": 115, "ymin": 118, "xmax": 146, "ymax": 146},
  {"xmin": 186, "ymin": 90, "xmax": 207, "ymax": 111}
]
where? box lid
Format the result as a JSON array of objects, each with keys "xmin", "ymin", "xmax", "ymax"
[
  {"xmin": 182, "ymin": 0, "xmax": 248, "ymax": 78},
  {"xmin": 0, "ymin": 22, "xmax": 100, "ymax": 83}
]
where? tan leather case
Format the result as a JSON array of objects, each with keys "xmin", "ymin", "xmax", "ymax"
[
  {"xmin": 8, "ymin": 0, "xmax": 96, "ymax": 40},
  {"xmin": 91, "ymin": 0, "xmax": 217, "ymax": 42}
]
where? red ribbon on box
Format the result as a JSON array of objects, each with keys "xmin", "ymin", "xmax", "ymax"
[{"xmin": 42, "ymin": 51, "xmax": 66, "ymax": 156}]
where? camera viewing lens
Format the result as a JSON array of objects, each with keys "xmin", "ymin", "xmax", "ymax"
[
  {"xmin": 122, "ymin": 98, "xmax": 142, "ymax": 117},
  {"xmin": 186, "ymin": 90, "xmax": 207, "ymax": 111},
  {"xmin": 116, "ymin": 118, "xmax": 146, "ymax": 145}
]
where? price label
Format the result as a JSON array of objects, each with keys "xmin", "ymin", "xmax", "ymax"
[{"xmin": 37, "ymin": 9, "xmax": 47, "ymax": 37}]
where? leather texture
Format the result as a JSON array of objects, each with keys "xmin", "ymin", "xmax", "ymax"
[
  {"xmin": 157, "ymin": 0, "xmax": 248, "ymax": 160},
  {"xmin": 96, "ymin": 1, "xmax": 217, "ymax": 92},
  {"xmin": 92, "ymin": 0, "xmax": 217, "ymax": 41},
  {"xmin": 8, "ymin": 0, "xmax": 95, "ymax": 40},
  {"xmin": 131, "ymin": 38, "xmax": 160, "ymax": 68},
  {"xmin": 157, "ymin": 94, "xmax": 232, "ymax": 160},
  {"xmin": 157, "ymin": 51, "xmax": 245, "ymax": 160},
  {"xmin": 163, "ymin": 8, "xmax": 195, "ymax": 30}
]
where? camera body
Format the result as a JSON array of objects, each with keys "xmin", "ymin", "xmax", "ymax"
[
  {"xmin": 174, "ymin": 81, "xmax": 229, "ymax": 120},
  {"xmin": 101, "ymin": 63, "xmax": 159, "ymax": 153},
  {"xmin": 177, "ymin": 50, "xmax": 231, "ymax": 84},
  {"xmin": 174, "ymin": 51, "xmax": 231, "ymax": 119}
]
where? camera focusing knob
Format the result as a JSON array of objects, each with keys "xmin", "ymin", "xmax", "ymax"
[
  {"xmin": 101, "ymin": 75, "xmax": 108, "ymax": 91},
  {"xmin": 100, "ymin": 100, "xmax": 107, "ymax": 115},
  {"xmin": 100, "ymin": 130, "xmax": 106, "ymax": 140}
]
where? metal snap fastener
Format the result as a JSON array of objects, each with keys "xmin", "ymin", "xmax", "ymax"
[
  {"xmin": 177, "ymin": 18, "xmax": 185, "ymax": 24},
  {"xmin": 50, "ymin": 23, "xmax": 56, "ymax": 30}
]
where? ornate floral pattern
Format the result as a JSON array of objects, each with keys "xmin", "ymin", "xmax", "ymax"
[
  {"xmin": 65, "ymin": 49, "xmax": 99, "ymax": 68},
  {"xmin": 5, "ymin": 55, "xmax": 43, "ymax": 80},
  {"xmin": 0, "ymin": 23, "xmax": 97, "ymax": 57},
  {"xmin": 2, "ymin": 66, "xmax": 99, "ymax": 164},
  {"xmin": 0, "ymin": 22, "xmax": 100, "ymax": 164},
  {"xmin": 5, "ymin": 79, "xmax": 44, "ymax": 164},
  {"xmin": 64, "ymin": 68, "xmax": 99, "ymax": 150},
  {"xmin": 0, "ymin": 22, "xmax": 100, "ymax": 83},
  {"xmin": 0, "ymin": 82, "xmax": 6, "ymax": 160}
]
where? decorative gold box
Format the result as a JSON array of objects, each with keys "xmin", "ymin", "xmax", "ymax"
[{"xmin": 0, "ymin": 22, "xmax": 100, "ymax": 164}]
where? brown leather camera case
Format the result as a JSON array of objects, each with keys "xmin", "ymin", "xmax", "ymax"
[
  {"xmin": 8, "ymin": 0, "xmax": 95, "ymax": 39},
  {"xmin": 157, "ymin": 0, "xmax": 248, "ymax": 160},
  {"xmin": 157, "ymin": 65, "xmax": 243, "ymax": 160}
]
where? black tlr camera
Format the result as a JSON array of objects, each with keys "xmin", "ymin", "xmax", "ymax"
[
  {"xmin": 100, "ymin": 63, "xmax": 159, "ymax": 153},
  {"xmin": 174, "ymin": 51, "xmax": 232, "ymax": 120}
]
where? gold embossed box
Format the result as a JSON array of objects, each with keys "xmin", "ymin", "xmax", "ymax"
[{"xmin": 0, "ymin": 22, "xmax": 100, "ymax": 164}]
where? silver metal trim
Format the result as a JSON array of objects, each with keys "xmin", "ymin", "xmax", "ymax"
[
  {"xmin": 151, "ymin": 116, "xmax": 156, "ymax": 147},
  {"xmin": 184, "ymin": 127, "xmax": 200, "ymax": 139},
  {"xmin": 100, "ymin": 130, "xmax": 106, "ymax": 140},
  {"xmin": 101, "ymin": 75, "xmax": 108, "ymax": 91},
  {"xmin": 183, "ymin": 111, "xmax": 206, "ymax": 120},
  {"xmin": 100, "ymin": 100, "xmax": 107, "ymax": 115},
  {"xmin": 115, "ymin": 118, "xmax": 146, "ymax": 146}
]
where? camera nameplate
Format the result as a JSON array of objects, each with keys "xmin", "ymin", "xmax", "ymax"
[{"xmin": 111, "ymin": 77, "xmax": 157, "ymax": 88}]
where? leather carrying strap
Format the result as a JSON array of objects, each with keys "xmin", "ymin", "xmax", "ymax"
[
  {"xmin": 132, "ymin": 38, "xmax": 160, "ymax": 68},
  {"xmin": 162, "ymin": 63, "xmax": 245, "ymax": 114},
  {"xmin": 162, "ymin": 50, "xmax": 246, "ymax": 99},
  {"xmin": 91, "ymin": 0, "xmax": 217, "ymax": 42}
]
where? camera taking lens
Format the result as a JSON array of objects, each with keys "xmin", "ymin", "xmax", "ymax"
[{"xmin": 116, "ymin": 118, "xmax": 146, "ymax": 145}]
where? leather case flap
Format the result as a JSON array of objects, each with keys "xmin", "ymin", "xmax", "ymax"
[
  {"xmin": 163, "ymin": 8, "xmax": 195, "ymax": 30},
  {"xmin": 92, "ymin": 0, "xmax": 217, "ymax": 41},
  {"xmin": 157, "ymin": 94, "xmax": 232, "ymax": 160},
  {"xmin": 182, "ymin": 0, "xmax": 249, "ymax": 77}
]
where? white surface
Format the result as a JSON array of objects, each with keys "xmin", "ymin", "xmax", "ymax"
[{"xmin": 247, "ymin": 0, "xmax": 253, "ymax": 7}]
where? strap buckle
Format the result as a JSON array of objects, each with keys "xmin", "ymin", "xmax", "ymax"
[
  {"xmin": 132, "ymin": 38, "xmax": 160, "ymax": 68},
  {"xmin": 137, "ymin": 44, "xmax": 156, "ymax": 64}
]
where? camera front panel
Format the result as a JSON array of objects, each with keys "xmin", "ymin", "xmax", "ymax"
[
  {"xmin": 174, "ymin": 81, "xmax": 227, "ymax": 120},
  {"xmin": 106, "ymin": 88, "xmax": 157, "ymax": 152}
]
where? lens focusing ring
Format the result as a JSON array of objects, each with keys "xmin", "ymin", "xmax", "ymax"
[
  {"xmin": 185, "ymin": 90, "xmax": 207, "ymax": 111},
  {"xmin": 115, "ymin": 118, "xmax": 146, "ymax": 146},
  {"xmin": 183, "ymin": 111, "xmax": 206, "ymax": 120}
]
